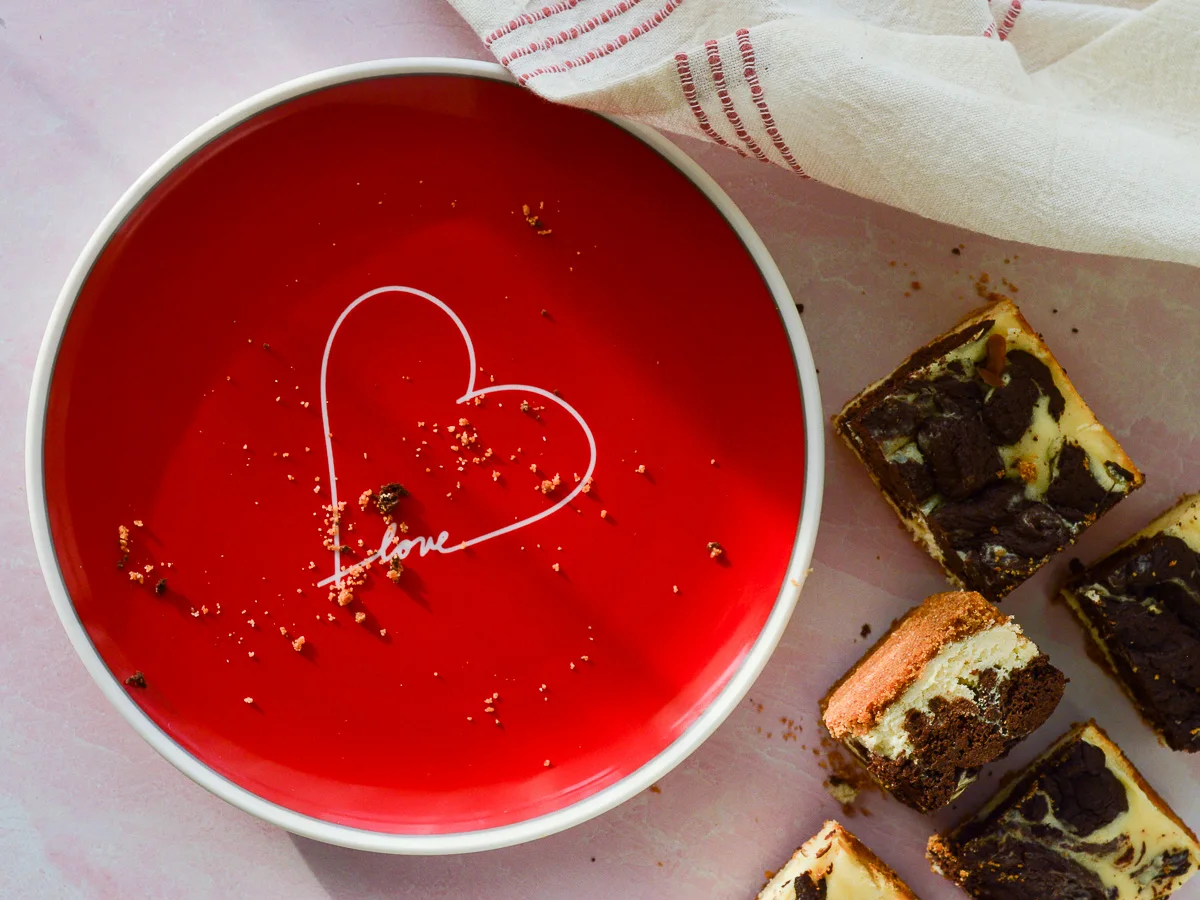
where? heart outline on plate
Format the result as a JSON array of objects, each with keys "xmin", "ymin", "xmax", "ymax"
[{"xmin": 317, "ymin": 285, "xmax": 598, "ymax": 587}]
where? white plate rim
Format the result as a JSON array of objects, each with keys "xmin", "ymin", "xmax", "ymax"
[{"xmin": 25, "ymin": 57, "xmax": 825, "ymax": 854}]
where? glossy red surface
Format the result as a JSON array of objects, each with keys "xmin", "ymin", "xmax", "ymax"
[{"xmin": 43, "ymin": 75, "xmax": 807, "ymax": 833}]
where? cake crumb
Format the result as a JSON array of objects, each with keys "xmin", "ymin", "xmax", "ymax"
[
  {"xmin": 707, "ymin": 541, "xmax": 724, "ymax": 559},
  {"xmin": 552, "ymin": 562, "xmax": 561, "ymax": 572},
  {"xmin": 380, "ymin": 628, "xmax": 387, "ymax": 637},
  {"xmin": 154, "ymin": 578, "xmax": 167, "ymax": 596},
  {"xmin": 673, "ymin": 585, "xmax": 680, "ymax": 594},
  {"xmin": 1016, "ymin": 458, "xmax": 1039, "ymax": 483},
  {"xmin": 243, "ymin": 697, "xmax": 254, "ymax": 704},
  {"xmin": 980, "ymin": 333, "xmax": 1008, "ymax": 387},
  {"xmin": 824, "ymin": 775, "xmax": 860, "ymax": 806},
  {"xmin": 600, "ymin": 509, "xmax": 608, "ymax": 519},
  {"xmin": 124, "ymin": 671, "xmax": 147, "ymax": 689},
  {"xmin": 354, "ymin": 612, "xmax": 366, "ymax": 624},
  {"xmin": 128, "ymin": 571, "xmax": 144, "ymax": 584},
  {"xmin": 387, "ymin": 558, "xmax": 404, "ymax": 582},
  {"xmin": 291, "ymin": 636, "xmax": 306, "ymax": 652},
  {"xmin": 635, "ymin": 464, "xmax": 646, "ymax": 474},
  {"xmin": 374, "ymin": 483, "xmax": 408, "ymax": 514}
]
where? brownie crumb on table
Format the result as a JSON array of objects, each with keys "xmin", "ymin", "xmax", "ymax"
[
  {"xmin": 824, "ymin": 774, "xmax": 860, "ymax": 806},
  {"xmin": 833, "ymin": 298, "xmax": 1142, "ymax": 602},
  {"xmin": 154, "ymin": 578, "xmax": 167, "ymax": 596},
  {"xmin": 124, "ymin": 671, "xmax": 147, "ymax": 689},
  {"xmin": 707, "ymin": 541, "xmax": 724, "ymax": 559}
]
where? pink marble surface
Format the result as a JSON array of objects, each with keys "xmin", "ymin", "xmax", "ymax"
[{"xmin": 2, "ymin": 2, "xmax": 1199, "ymax": 897}]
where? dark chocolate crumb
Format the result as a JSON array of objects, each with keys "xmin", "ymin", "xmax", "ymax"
[
  {"xmin": 793, "ymin": 873, "xmax": 827, "ymax": 900},
  {"xmin": 262, "ymin": 342, "xmax": 270, "ymax": 350},
  {"xmin": 797, "ymin": 303, "xmax": 805, "ymax": 314},
  {"xmin": 951, "ymin": 247, "xmax": 961, "ymax": 255},
  {"xmin": 540, "ymin": 309, "xmax": 549, "ymax": 318},
  {"xmin": 154, "ymin": 578, "xmax": 167, "ymax": 596},
  {"xmin": 375, "ymin": 483, "xmax": 408, "ymax": 514},
  {"xmin": 1071, "ymin": 327, "xmax": 1079, "ymax": 333},
  {"xmin": 860, "ymin": 623, "xmax": 871, "ymax": 638},
  {"xmin": 124, "ymin": 671, "xmax": 147, "ymax": 689},
  {"xmin": 117, "ymin": 554, "xmax": 129, "ymax": 570}
]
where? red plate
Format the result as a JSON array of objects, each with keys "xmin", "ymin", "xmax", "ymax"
[{"xmin": 29, "ymin": 60, "xmax": 822, "ymax": 851}]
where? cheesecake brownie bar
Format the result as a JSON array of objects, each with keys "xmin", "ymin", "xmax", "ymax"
[
  {"xmin": 758, "ymin": 820, "xmax": 919, "ymax": 900},
  {"xmin": 834, "ymin": 298, "xmax": 1143, "ymax": 601},
  {"xmin": 928, "ymin": 721, "xmax": 1200, "ymax": 899},
  {"xmin": 1063, "ymin": 493, "xmax": 1200, "ymax": 751},
  {"xmin": 822, "ymin": 591, "xmax": 1064, "ymax": 813}
]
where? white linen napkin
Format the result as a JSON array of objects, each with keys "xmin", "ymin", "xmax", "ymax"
[{"xmin": 446, "ymin": 0, "xmax": 1200, "ymax": 267}]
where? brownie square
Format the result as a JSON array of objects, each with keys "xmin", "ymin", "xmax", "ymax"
[
  {"xmin": 834, "ymin": 298, "xmax": 1143, "ymax": 602},
  {"xmin": 1062, "ymin": 493, "xmax": 1200, "ymax": 751},
  {"xmin": 821, "ymin": 591, "xmax": 1064, "ymax": 813},
  {"xmin": 928, "ymin": 720, "xmax": 1200, "ymax": 899},
  {"xmin": 758, "ymin": 820, "xmax": 919, "ymax": 900}
]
